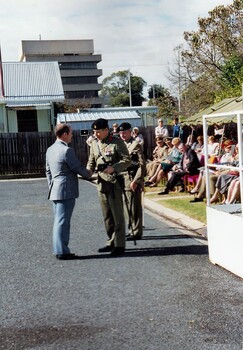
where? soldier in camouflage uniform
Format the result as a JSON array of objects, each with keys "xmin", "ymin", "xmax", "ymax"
[
  {"xmin": 86, "ymin": 118, "xmax": 131, "ymax": 256},
  {"xmin": 118, "ymin": 122, "xmax": 146, "ymax": 240}
]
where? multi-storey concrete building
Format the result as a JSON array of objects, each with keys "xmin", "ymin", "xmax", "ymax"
[{"xmin": 21, "ymin": 40, "xmax": 103, "ymax": 108}]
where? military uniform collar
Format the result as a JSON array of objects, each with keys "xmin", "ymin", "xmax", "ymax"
[
  {"xmin": 125, "ymin": 136, "xmax": 134, "ymax": 144},
  {"xmin": 100, "ymin": 133, "xmax": 112, "ymax": 143}
]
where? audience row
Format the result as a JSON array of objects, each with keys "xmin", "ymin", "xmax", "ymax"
[{"xmin": 145, "ymin": 134, "xmax": 240, "ymax": 205}]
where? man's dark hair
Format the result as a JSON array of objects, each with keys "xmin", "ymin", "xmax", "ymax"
[{"xmin": 55, "ymin": 123, "xmax": 71, "ymax": 137}]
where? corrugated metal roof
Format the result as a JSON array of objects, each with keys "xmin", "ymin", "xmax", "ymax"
[
  {"xmin": 6, "ymin": 102, "xmax": 51, "ymax": 109},
  {"xmin": 57, "ymin": 110, "xmax": 142, "ymax": 130},
  {"xmin": 83, "ymin": 106, "xmax": 158, "ymax": 113},
  {"xmin": 1, "ymin": 62, "xmax": 64, "ymax": 103},
  {"xmin": 57, "ymin": 110, "xmax": 141, "ymax": 123},
  {"xmin": 6, "ymin": 102, "xmax": 50, "ymax": 107}
]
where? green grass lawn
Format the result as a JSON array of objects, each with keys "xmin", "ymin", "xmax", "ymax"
[
  {"xmin": 157, "ymin": 197, "xmax": 206, "ymax": 224},
  {"xmin": 144, "ymin": 187, "xmax": 206, "ymax": 224}
]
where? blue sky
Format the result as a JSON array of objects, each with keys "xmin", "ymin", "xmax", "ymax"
[{"xmin": 0, "ymin": 0, "xmax": 232, "ymax": 94}]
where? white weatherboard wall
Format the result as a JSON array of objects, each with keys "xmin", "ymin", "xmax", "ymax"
[
  {"xmin": 37, "ymin": 110, "xmax": 51, "ymax": 131},
  {"xmin": 207, "ymin": 205, "xmax": 243, "ymax": 278},
  {"xmin": 7, "ymin": 110, "xmax": 18, "ymax": 132}
]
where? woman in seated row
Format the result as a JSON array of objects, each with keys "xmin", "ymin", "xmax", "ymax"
[
  {"xmin": 145, "ymin": 137, "xmax": 182, "ymax": 187},
  {"xmin": 210, "ymin": 144, "xmax": 239, "ymax": 204},
  {"xmin": 189, "ymin": 135, "xmax": 220, "ymax": 194},
  {"xmin": 158, "ymin": 141, "xmax": 200, "ymax": 195},
  {"xmin": 190, "ymin": 141, "xmax": 238, "ymax": 203},
  {"xmin": 186, "ymin": 134, "xmax": 204, "ymax": 156},
  {"xmin": 145, "ymin": 136, "xmax": 169, "ymax": 180},
  {"xmin": 225, "ymin": 177, "xmax": 241, "ymax": 204}
]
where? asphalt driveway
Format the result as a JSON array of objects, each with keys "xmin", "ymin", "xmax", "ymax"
[{"xmin": 0, "ymin": 178, "xmax": 242, "ymax": 350}]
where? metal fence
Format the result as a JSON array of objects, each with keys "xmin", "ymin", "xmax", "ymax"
[{"xmin": 0, "ymin": 127, "xmax": 157, "ymax": 178}]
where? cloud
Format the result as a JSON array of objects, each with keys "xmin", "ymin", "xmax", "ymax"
[{"xmin": 0, "ymin": 0, "xmax": 232, "ymax": 91}]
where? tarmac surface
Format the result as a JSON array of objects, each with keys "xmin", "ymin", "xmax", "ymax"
[
  {"xmin": 0, "ymin": 178, "xmax": 242, "ymax": 350},
  {"xmin": 144, "ymin": 195, "xmax": 207, "ymax": 239}
]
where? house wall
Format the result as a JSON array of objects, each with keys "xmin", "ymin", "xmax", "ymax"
[
  {"xmin": 2, "ymin": 108, "xmax": 52, "ymax": 132},
  {"xmin": 0, "ymin": 105, "xmax": 5, "ymax": 132},
  {"xmin": 37, "ymin": 110, "xmax": 51, "ymax": 131},
  {"xmin": 8, "ymin": 110, "xmax": 18, "ymax": 132}
]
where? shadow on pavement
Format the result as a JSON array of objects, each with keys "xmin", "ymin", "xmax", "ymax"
[
  {"xmin": 141, "ymin": 234, "xmax": 195, "ymax": 240},
  {"xmin": 0, "ymin": 323, "xmax": 102, "ymax": 349},
  {"xmin": 71, "ymin": 244, "xmax": 208, "ymax": 260},
  {"xmin": 143, "ymin": 227, "xmax": 208, "ymax": 241}
]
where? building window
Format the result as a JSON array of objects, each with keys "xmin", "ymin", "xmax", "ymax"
[
  {"xmin": 62, "ymin": 76, "xmax": 98, "ymax": 84},
  {"xmin": 65, "ymin": 91, "xmax": 98, "ymax": 99},
  {"xmin": 59, "ymin": 62, "xmax": 97, "ymax": 69},
  {"xmin": 17, "ymin": 110, "xmax": 38, "ymax": 132}
]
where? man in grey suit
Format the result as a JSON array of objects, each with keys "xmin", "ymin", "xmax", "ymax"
[{"xmin": 46, "ymin": 123, "xmax": 91, "ymax": 260}]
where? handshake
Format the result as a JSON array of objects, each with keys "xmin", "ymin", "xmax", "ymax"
[{"xmin": 97, "ymin": 163, "xmax": 109, "ymax": 172}]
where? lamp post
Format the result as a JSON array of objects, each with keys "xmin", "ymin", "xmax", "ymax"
[
  {"xmin": 174, "ymin": 45, "xmax": 182, "ymax": 116},
  {"xmin": 128, "ymin": 69, "xmax": 132, "ymax": 107},
  {"xmin": 152, "ymin": 84, "xmax": 155, "ymax": 99}
]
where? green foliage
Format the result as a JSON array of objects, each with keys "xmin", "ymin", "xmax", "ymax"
[
  {"xmin": 147, "ymin": 84, "xmax": 178, "ymax": 118},
  {"xmin": 109, "ymin": 93, "xmax": 130, "ymax": 107},
  {"xmin": 215, "ymin": 54, "xmax": 243, "ymax": 101},
  {"xmin": 181, "ymin": 75, "xmax": 218, "ymax": 114},
  {"xmin": 56, "ymin": 100, "xmax": 91, "ymax": 113},
  {"xmin": 100, "ymin": 70, "xmax": 147, "ymax": 107},
  {"xmin": 170, "ymin": 0, "xmax": 243, "ymax": 116},
  {"xmin": 220, "ymin": 56, "xmax": 243, "ymax": 87}
]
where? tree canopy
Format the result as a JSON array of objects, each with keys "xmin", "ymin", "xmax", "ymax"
[
  {"xmin": 100, "ymin": 1, "xmax": 243, "ymax": 117},
  {"xmin": 100, "ymin": 70, "xmax": 147, "ymax": 107},
  {"xmin": 147, "ymin": 85, "xmax": 178, "ymax": 118},
  {"xmin": 169, "ymin": 0, "xmax": 243, "ymax": 116}
]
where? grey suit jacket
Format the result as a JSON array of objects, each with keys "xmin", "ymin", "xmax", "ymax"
[{"xmin": 46, "ymin": 140, "xmax": 90, "ymax": 200}]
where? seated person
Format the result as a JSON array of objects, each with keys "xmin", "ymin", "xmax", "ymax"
[
  {"xmin": 190, "ymin": 139, "xmax": 233, "ymax": 194},
  {"xmin": 225, "ymin": 177, "xmax": 240, "ymax": 204},
  {"xmin": 210, "ymin": 170, "xmax": 239, "ymax": 204},
  {"xmin": 193, "ymin": 135, "xmax": 204, "ymax": 161},
  {"xmin": 186, "ymin": 134, "xmax": 197, "ymax": 150},
  {"xmin": 145, "ymin": 137, "xmax": 181, "ymax": 187},
  {"xmin": 158, "ymin": 142, "xmax": 200, "ymax": 195},
  {"xmin": 132, "ymin": 127, "xmax": 144, "ymax": 149},
  {"xmin": 112, "ymin": 123, "xmax": 120, "ymax": 137},
  {"xmin": 190, "ymin": 142, "xmax": 237, "ymax": 202},
  {"xmin": 146, "ymin": 136, "xmax": 169, "ymax": 180},
  {"xmin": 210, "ymin": 144, "xmax": 239, "ymax": 204},
  {"xmin": 207, "ymin": 135, "xmax": 219, "ymax": 157}
]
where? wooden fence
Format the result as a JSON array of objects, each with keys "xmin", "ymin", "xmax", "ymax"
[{"xmin": 0, "ymin": 127, "xmax": 158, "ymax": 178}]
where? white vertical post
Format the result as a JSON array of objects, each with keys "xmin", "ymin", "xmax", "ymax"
[
  {"xmin": 203, "ymin": 115, "xmax": 210, "ymax": 205},
  {"xmin": 236, "ymin": 112, "xmax": 243, "ymax": 216},
  {"xmin": 128, "ymin": 69, "xmax": 132, "ymax": 107},
  {"xmin": 174, "ymin": 45, "xmax": 182, "ymax": 115},
  {"xmin": 152, "ymin": 85, "xmax": 155, "ymax": 99}
]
